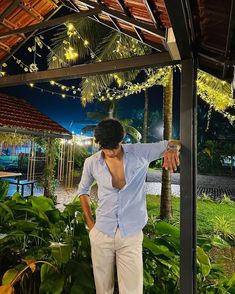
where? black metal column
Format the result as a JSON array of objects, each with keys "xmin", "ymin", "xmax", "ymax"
[{"xmin": 180, "ymin": 59, "xmax": 197, "ymax": 294}]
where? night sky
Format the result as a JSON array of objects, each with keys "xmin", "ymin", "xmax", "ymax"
[{"xmin": 0, "ymin": 6, "xmax": 181, "ymax": 140}]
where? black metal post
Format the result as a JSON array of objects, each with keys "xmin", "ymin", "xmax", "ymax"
[{"xmin": 180, "ymin": 59, "xmax": 197, "ymax": 294}]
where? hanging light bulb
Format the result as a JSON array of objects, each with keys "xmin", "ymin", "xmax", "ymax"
[{"xmin": 64, "ymin": 46, "xmax": 79, "ymax": 60}]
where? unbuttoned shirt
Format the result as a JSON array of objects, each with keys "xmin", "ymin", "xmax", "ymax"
[{"xmin": 77, "ymin": 141, "xmax": 168, "ymax": 238}]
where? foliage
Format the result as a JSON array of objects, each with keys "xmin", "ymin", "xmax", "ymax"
[
  {"xmin": 41, "ymin": 138, "xmax": 59, "ymax": 203},
  {"xmin": 0, "ymin": 133, "xmax": 32, "ymax": 145},
  {"xmin": 198, "ymin": 140, "xmax": 235, "ymax": 176},
  {"xmin": 82, "ymin": 100, "xmax": 142, "ymax": 143},
  {"xmin": 0, "ymin": 181, "xmax": 9, "ymax": 201},
  {"xmin": 213, "ymin": 216, "xmax": 235, "ymax": 242},
  {"xmin": 0, "ymin": 194, "xmax": 95, "ymax": 293},
  {"xmin": 146, "ymin": 195, "xmax": 235, "ymax": 236},
  {"xmin": 197, "ymin": 70, "xmax": 235, "ymax": 124},
  {"xmin": 143, "ymin": 220, "xmax": 235, "ymax": 293},
  {"xmin": 0, "ymin": 191, "xmax": 234, "ymax": 293},
  {"xmin": 74, "ymin": 145, "xmax": 89, "ymax": 170}
]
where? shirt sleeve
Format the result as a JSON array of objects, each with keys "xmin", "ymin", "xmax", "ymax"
[
  {"xmin": 134, "ymin": 140, "xmax": 168, "ymax": 163},
  {"xmin": 77, "ymin": 158, "xmax": 94, "ymax": 197}
]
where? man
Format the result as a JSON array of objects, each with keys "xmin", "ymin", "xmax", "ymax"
[{"xmin": 77, "ymin": 118, "xmax": 181, "ymax": 294}]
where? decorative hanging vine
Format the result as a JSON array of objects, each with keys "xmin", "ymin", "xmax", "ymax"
[{"xmin": 197, "ymin": 70, "xmax": 235, "ymax": 124}]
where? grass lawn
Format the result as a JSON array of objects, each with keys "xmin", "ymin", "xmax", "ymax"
[{"xmin": 146, "ymin": 195, "xmax": 235, "ymax": 235}]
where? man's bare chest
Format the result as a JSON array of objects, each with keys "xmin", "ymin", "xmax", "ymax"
[{"xmin": 105, "ymin": 159, "xmax": 126, "ymax": 190}]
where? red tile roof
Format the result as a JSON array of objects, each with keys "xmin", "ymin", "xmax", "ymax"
[
  {"xmin": 0, "ymin": 93, "xmax": 72, "ymax": 138},
  {"xmin": 0, "ymin": 0, "xmax": 59, "ymax": 62}
]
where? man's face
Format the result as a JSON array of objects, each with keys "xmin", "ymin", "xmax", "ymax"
[{"xmin": 101, "ymin": 143, "xmax": 122, "ymax": 158}]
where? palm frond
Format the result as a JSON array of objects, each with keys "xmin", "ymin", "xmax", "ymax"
[
  {"xmin": 81, "ymin": 33, "xmax": 152, "ymax": 105},
  {"xmin": 86, "ymin": 111, "xmax": 107, "ymax": 120},
  {"xmin": 125, "ymin": 125, "xmax": 142, "ymax": 143},
  {"xmin": 47, "ymin": 18, "xmax": 110, "ymax": 69},
  {"xmin": 81, "ymin": 125, "xmax": 96, "ymax": 134}
]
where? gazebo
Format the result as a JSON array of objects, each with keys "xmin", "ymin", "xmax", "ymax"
[{"xmin": 0, "ymin": 1, "xmax": 234, "ymax": 293}]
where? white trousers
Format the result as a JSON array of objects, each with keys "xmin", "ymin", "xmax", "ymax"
[{"xmin": 89, "ymin": 227, "xmax": 143, "ymax": 294}]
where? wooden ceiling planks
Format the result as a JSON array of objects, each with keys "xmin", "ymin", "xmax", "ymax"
[{"xmin": 0, "ymin": 0, "xmax": 59, "ymax": 63}]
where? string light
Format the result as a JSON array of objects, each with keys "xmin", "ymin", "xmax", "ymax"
[
  {"xmin": 197, "ymin": 70, "xmax": 235, "ymax": 124},
  {"xmin": 27, "ymin": 83, "xmax": 81, "ymax": 99}
]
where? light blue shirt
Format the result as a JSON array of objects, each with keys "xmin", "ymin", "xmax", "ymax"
[{"xmin": 77, "ymin": 141, "xmax": 168, "ymax": 238}]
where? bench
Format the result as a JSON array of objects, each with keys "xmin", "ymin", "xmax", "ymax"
[{"xmin": 8, "ymin": 179, "xmax": 37, "ymax": 197}]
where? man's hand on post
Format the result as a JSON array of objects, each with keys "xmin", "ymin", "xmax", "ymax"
[{"xmin": 162, "ymin": 140, "xmax": 181, "ymax": 173}]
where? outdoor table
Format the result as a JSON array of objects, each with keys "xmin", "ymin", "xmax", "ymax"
[{"xmin": 0, "ymin": 172, "xmax": 22, "ymax": 179}]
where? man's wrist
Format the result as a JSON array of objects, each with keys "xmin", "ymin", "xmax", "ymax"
[{"xmin": 167, "ymin": 140, "xmax": 181, "ymax": 151}]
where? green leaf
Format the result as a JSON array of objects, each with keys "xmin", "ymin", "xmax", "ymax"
[
  {"xmin": 143, "ymin": 236, "xmax": 174, "ymax": 258},
  {"xmin": 69, "ymin": 262, "xmax": 95, "ymax": 294},
  {"xmin": 228, "ymin": 273, "xmax": 235, "ymax": 287},
  {"xmin": 40, "ymin": 263, "xmax": 56, "ymax": 283},
  {"xmin": 197, "ymin": 246, "xmax": 211, "ymax": 277},
  {"xmin": 39, "ymin": 272, "xmax": 65, "ymax": 294},
  {"xmin": 10, "ymin": 220, "xmax": 38, "ymax": 231},
  {"xmin": 143, "ymin": 269, "xmax": 154, "ymax": 287},
  {"xmin": 2, "ymin": 268, "xmax": 18, "ymax": 285},
  {"xmin": 12, "ymin": 192, "xmax": 25, "ymax": 204},
  {"xmin": 50, "ymin": 243, "xmax": 72, "ymax": 264},
  {"xmin": 0, "ymin": 203, "xmax": 14, "ymax": 219},
  {"xmin": 31, "ymin": 196, "xmax": 55, "ymax": 212}
]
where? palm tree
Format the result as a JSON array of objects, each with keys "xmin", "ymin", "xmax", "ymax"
[
  {"xmin": 160, "ymin": 69, "xmax": 173, "ymax": 219},
  {"xmin": 82, "ymin": 100, "xmax": 142, "ymax": 143},
  {"xmin": 143, "ymin": 88, "xmax": 149, "ymax": 143}
]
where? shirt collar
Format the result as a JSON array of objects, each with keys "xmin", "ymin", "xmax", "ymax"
[{"xmin": 97, "ymin": 144, "xmax": 129, "ymax": 164}]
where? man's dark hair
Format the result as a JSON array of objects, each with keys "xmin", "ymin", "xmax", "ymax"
[{"xmin": 94, "ymin": 118, "xmax": 125, "ymax": 149}]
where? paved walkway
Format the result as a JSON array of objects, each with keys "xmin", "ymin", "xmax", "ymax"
[
  {"xmin": 146, "ymin": 171, "xmax": 235, "ymax": 200},
  {"xmin": 5, "ymin": 171, "xmax": 235, "ymax": 211}
]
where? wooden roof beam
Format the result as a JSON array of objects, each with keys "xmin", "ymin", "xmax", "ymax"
[
  {"xmin": 0, "ymin": 53, "xmax": 177, "ymax": 87},
  {"xmin": 19, "ymin": 2, "xmax": 44, "ymax": 22},
  {"xmin": 0, "ymin": 42, "xmax": 11, "ymax": 53},
  {"xmin": 223, "ymin": 0, "xmax": 235, "ymax": 78},
  {"xmin": 0, "ymin": 8, "xmax": 101, "ymax": 40},
  {"xmin": 89, "ymin": 16, "xmax": 164, "ymax": 51},
  {"xmin": 164, "ymin": 0, "xmax": 192, "ymax": 59},
  {"xmin": 0, "ymin": 5, "xmax": 63, "ymax": 65},
  {"xmin": 143, "ymin": 0, "xmax": 163, "ymax": 30},
  {"xmin": 77, "ymin": 0, "xmax": 165, "ymax": 40},
  {"xmin": 115, "ymin": 0, "xmax": 145, "ymax": 43},
  {"xmin": 0, "ymin": 0, "xmax": 20, "ymax": 23}
]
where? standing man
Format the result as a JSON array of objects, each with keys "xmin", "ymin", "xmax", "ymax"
[{"xmin": 77, "ymin": 118, "xmax": 181, "ymax": 294}]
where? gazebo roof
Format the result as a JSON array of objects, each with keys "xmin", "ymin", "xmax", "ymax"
[
  {"xmin": 0, "ymin": 0, "xmax": 234, "ymax": 81},
  {"xmin": 0, "ymin": 0, "xmax": 60, "ymax": 64},
  {"xmin": 0, "ymin": 93, "xmax": 72, "ymax": 138}
]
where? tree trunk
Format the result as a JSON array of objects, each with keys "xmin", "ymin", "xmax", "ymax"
[
  {"xmin": 160, "ymin": 70, "xmax": 173, "ymax": 219},
  {"xmin": 143, "ymin": 89, "xmax": 149, "ymax": 143},
  {"xmin": 108, "ymin": 101, "xmax": 116, "ymax": 118},
  {"xmin": 44, "ymin": 138, "xmax": 57, "ymax": 202}
]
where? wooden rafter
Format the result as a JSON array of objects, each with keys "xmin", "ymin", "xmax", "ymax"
[
  {"xmin": 0, "ymin": 8, "xmax": 101, "ymax": 40},
  {"xmin": 223, "ymin": 0, "xmax": 235, "ymax": 78},
  {"xmin": 0, "ymin": 5, "xmax": 63, "ymax": 64},
  {"xmin": 0, "ymin": 0, "xmax": 20, "ymax": 23},
  {"xmin": 0, "ymin": 53, "xmax": 176, "ymax": 87},
  {"xmin": 0, "ymin": 42, "xmax": 11, "ymax": 53},
  {"xmin": 143, "ymin": 0, "xmax": 162, "ymax": 30},
  {"xmin": 77, "ymin": 0, "xmax": 165, "ymax": 39},
  {"xmin": 19, "ymin": 2, "xmax": 44, "ymax": 21},
  {"xmin": 89, "ymin": 15, "xmax": 164, "ymax": 51},
  {"xmin": 164, "ymin": 0, "xmax": 192, "ymax": 59},
  {"xmin": 115, "ymin": 0, "xmax": 145, "ymax": 43},
  {"xmin": 2, "ymin": 19, "xmax": 26, "ymax": 40}
]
